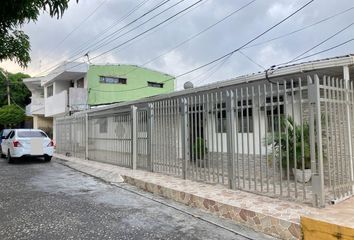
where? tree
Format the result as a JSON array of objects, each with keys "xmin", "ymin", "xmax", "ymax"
[
  {"xmin": 0, "ymin": 0, "xmax": 78, "ymax": 67},
  {"xmin": 0, "ymin": 68, "xmax": 31, "ymax": 107},
  {"xmin": 0, "ymin": 104, "xmax": 25, "ymax": 127}
]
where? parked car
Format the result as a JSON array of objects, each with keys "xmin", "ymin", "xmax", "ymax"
[
  {"xmin": 1, "ymin": 129, "xmax": 54, "ymax": 163},
  {"xmin": 0, "ymin": 129, "xmax": 11, "ymax": 158}
]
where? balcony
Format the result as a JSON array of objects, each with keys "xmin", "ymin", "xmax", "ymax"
[
  {"xmin": 26, "ymin": 97, "xmax": 45, "ymax": 116},
  {"xmin": 45, "ymin": 88, "xmax": 88, "ymax": 117},
  {"xmin": 45, "ymin": 90, "xmax": 68, "ymax": 117},
  {"xmin": 69, "ymin": 87, "xmax": 88, "ymax": 112}
]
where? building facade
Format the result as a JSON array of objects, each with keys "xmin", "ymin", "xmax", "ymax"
[{"xmin": 24, "ymin": 62, "xmax": 175, "ymax": 140}]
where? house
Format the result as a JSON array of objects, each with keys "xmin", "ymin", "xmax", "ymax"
[
  {"xmin": 55, "ymin": 54, "xmax": 354, "ymax": 208},
  {"xmin": 24, "ymin": 62, "xmax": 175, "ymax": 140}
]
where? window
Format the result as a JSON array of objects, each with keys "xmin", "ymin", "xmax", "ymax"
[
  {"xmin": 237, "ymin": 100, "xmax": 253, "ymax": 133},
  {"xmin": 238, "ymin": 108, "xmax": 253, "ymax": 133},
  {"xmin": 77, "ymin": 78, "xmax": 84, "ymax": 88},
  {"xmin": 215, "ymin": 103, "xmax": 226, "ymax": 133},
  {"xmin": 147, "ymin": 81, "xmax": 164, "ymax": 88},
  {"xmin": 265, "ymin": 96, "xmax": 284, "ymax": 132},
  {"xmin": 97, "ymin": 118, "xmax": 107, "ymax": 133},
  {"xmin": 18, "ymin": 131, "xmax": 47, "ymax": 138},
  {"xmin": 8, "ymin": 131, "xmax": 15, "ymax": 139},
  {"xmin": 99, "ymin": 76, "xmax": 127, "ymax": 84},
  {"xmin": 47, "ymin": 85, "xmax": 53, "ymax": 97},
  {"xmin": 214, "ymin": 101, "xmax": 253, "ymax": 133}
]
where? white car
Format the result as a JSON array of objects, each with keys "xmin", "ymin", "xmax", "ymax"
[{"xmin": 2, "ymin": 129, "xmax": 54, "ymax": 163}]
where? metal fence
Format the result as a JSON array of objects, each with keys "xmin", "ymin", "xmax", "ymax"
[{"xmin": 55, "ymin": 74, "xmax": 354, "ymax": 207}]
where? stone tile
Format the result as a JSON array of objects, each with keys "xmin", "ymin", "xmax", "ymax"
[{"xmin": 54, "ymin": 153, "xmax": 354, "ymax": 240}]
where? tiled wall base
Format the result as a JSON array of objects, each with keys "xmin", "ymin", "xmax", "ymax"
[{"xmin": 123, "ymin": 176, "xmax": 301, "ymax": 239}]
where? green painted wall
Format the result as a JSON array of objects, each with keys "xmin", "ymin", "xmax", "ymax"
[{"xmin": 87, "ymin": 65, "xmax": 175, "ymax": 105}]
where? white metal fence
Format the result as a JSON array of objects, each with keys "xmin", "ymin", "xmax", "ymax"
[{"xmin": 55, "ymin": 74, "xmax": 354, "ymax": 207}]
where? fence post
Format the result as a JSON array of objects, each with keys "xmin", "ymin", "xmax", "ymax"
[
  {"xmin": 131, "ymin": 105, "xmax": 137, "ymax": 170},
  {"xmin": 147, "ymin": 103, "xmax": 154, "ymax": 172},
  {"xmin": 343, "ymin": 66, "xmax": 354, "ymax": 193},
  {"xmin": 226, "ymin": 90, "xmax": 236, "ymax": 189},
  {"xmin": 180, "ymin": 98, "xmax": 189, "ymax": 179},
  {"xmin": 85, "ymin": 113, "xmax": 89, "ymax": 160},
  {"xmin": 308, "ymin": 75, "xmax": 325, "ymax": 207}
]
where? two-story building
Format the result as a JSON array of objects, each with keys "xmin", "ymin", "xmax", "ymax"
[{"xmin": 24, "ymin": 61, "xmax": 175, "ymax": 140}]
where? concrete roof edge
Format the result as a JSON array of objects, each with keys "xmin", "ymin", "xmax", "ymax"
[{"xmin": 57, "ymin": 54, "xmax": 354, "ymax": 119}]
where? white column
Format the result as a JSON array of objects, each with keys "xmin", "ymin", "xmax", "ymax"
[{"xmin": 343, "ymin": 65, "xmax": 354, "ymax": 192}]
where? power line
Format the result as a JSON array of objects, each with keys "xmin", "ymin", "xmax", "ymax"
[
  {"xmin": 193, "ymin": 54, "xmax": 233, "ymax": 85},
  {"xmin": 36, "ymin": 0, "xmax": 164, "ymax": 76},
  {"xmin": 41, "ymin": 0, "xmax": 107, "ymax": 62},
  {"xmin": 54, "ymin": 0, "xmax": 206, "ymax": 75},
  {"xmin": 88, "ymin": 0, "xmax": 187, "ymax": 57},
  {"xmin": 285, "ymin": 38, "xmax": 354, "ymax": 63},
  {"xmin": 243, "ymin": 5, "xmax": 354, "ymax": 50},
  {"xmin": 89, "ymin": 0, "xmax": 314, "ymax": 93},
  {"xmin": 264, "ymin": 36, "xmax": 354, "ymax": 85},
  {"xmin": 238, "ymin": 50, "xmax": 266, "ymax": 70},
  {"xmin": 68, "ymin": 0, "xmax": 153, "ymax": 61},
  {"xmin": 114, "ymin": 0, "xmax": 256, "ymax": 77},
  {"xmin": 289, "ymin": 22, "xmax": 354, "ymax": 62},
  {"xmin": 276, "ymin": 22, "xmax": 354, "ymax": 67},
  {"xmin": 70, "ymin": 0, "xmax": 175, "ymax": 62},
  {"xmin": 107, "ymin": 0, "xmax": 211, "ymax": 57}
]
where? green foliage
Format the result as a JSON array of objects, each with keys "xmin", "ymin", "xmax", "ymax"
[
  {"xmin": 0, "ymin": 104, "xmax": 25, "ymax": 127},
  {"xmin": 0, "ymin": 0, "xmax": 79, "ymax": 67},
  {"xmin": 0, "ymin": 68, "xmax": 31, "ymax": 107},
  {"xmin": 267, "ymin": 116, "xmax": 311, "ymax": 170},
  {"xmin": 192, "ymin": 137, "xmax": 208, "ymax": 160}
]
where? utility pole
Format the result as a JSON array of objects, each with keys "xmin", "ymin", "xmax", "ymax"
[
  {"xmin": 0, "ymin": 68, "xmax": 10, "ymax": 105},
  {"xmin": 6, "ymin": 72, "xmax": 10, "ymax": 105}
]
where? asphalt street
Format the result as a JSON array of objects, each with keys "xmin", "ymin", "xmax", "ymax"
[{"xmin": 0, "ymin": 157, "xmax": 273, "ymax": 240}]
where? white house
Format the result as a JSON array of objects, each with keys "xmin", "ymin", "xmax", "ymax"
[{"xmin": 24, "ymin": 62, "xmax": 89, "ymax": 139}]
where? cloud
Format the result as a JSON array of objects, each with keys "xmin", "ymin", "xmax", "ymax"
[{"xmin": 0, "ymin": 0, "xmax": 353, "ymax": 89}]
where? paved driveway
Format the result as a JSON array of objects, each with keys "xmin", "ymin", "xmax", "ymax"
[{"xmin": 0, "ymin": 157, "xmax": 273, "ymax": 240}]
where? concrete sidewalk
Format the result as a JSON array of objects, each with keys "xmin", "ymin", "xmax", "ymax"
[{"xmin": 54, "ymin": 153, "xmax": 354, "ymax": 240}]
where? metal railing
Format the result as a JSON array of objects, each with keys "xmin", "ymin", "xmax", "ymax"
[{"xmin": 55, "ymin": 74, "xmax": 354, "ymax": 207}]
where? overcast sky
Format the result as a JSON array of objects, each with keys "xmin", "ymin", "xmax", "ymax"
[{"xmin": 1, "ymin": 0, "xmax": 353, "ymax": 89}]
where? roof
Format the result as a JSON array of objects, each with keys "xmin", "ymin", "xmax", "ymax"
[
  {"xmin": 89, "ymin": 63, "xmax": 175, "ymax": 78},
  {"xmin": 69, "ymin": 53, "xmax": 354, "ymax": 117}
]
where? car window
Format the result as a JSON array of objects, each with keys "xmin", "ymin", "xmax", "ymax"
[
  {"xmin": 8, "ymin": 131, "xmax": 14, "ymax": 139},
  {"xmin": 17, "ymin": 131, "xmax": 47, "ymax": 138},
  {"xmin": 2, "ymin": 129, "xmax": 10, "ymax": 137}
]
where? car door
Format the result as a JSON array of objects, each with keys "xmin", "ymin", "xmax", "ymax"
[{"xmin": 3, "ymin": 131, "xmax": 14, "ymax": 155}]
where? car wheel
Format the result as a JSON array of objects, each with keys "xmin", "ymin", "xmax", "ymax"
[
  {"xmin": 7, "ymin": 150, "xmax": 15, "ymax": 164},
  {"xmin": 44, "ymin": 156, "xmax": 52, "ymax": 162},
  {"xmin": 0, "ymin": 146, "xmax": 5, "ymax": 158}
]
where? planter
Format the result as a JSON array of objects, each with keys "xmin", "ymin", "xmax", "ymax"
[{"xmin": 292, "ymin": 168, "xmax": 312, "ymax": 183}]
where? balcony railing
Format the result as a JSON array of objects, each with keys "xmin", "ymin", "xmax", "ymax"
[
  {"xmin": 26, "ymin": 97, "xmax": 45, "ymax": 116},
  {"xmin": 45, "ymin": 90, "xmax": 68, "ymax": 117},
  {"xmin": 69, "ymin": 87, "xmax": 88, "ymax": 112},
  {"xmin": 44, "ymin": 88, "xmax": 88, "ymax": 117}
]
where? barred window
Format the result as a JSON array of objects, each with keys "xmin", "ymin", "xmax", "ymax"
[{"xmin": 99, "ymin": 76, "xmax": 127, "ymax": 84}]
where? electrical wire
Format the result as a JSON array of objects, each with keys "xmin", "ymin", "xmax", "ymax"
[
  {"xmin": 68, "ymin": 0, "xmax": 153, "ymax": 61},
  {"xmin": 264, "ymin": 36, "xmax": 354, "ymax": 85},
  {"xmin": 289, "ymin": 21, "xmax": 354, "ymax": 63},
  {"xmin": 243, "ymin": 5, "xmax": 354, "ymax": 50},
  {"xmin": 47, "ymin": 0, "xmax": 206, "ymax": 78},
  {"xmin": 88, "ymin": 0, "xmax": 187, "ymax": 56},
  {"xmin": 36, "ymin": 0, "xmax": 168, "ymax": 76},
  {"xmin": 41, "ymin": 0, "xmax": 108, "ymax": 62},
  {"xmin": 284, "ymin": 38, "xmax": 354, "ymax": 63},
  {"xmin": 238, "ymin": 50, "xmax": 266, "ymax": 70},
  {"xmin": 89, "ymin": 0, "xmax": 314, "ymax": 93},
  {"xmin": 112, "ymin": 0, "xmax": 256, "ymax": 78}
]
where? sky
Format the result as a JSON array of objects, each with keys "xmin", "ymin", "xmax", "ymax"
[{"xmin": 0, "ymin": 0, "xmax": 353, "ymax": 89}]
